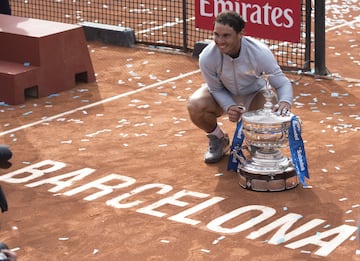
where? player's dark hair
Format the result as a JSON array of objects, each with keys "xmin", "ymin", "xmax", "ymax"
[{"xmin": 215, "ymin": 11, "xmax": 246, "ymax": 33}]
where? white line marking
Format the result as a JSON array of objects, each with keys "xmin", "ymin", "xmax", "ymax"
[
  {"xmin": 0, "ymin": 69, "xmax": 200, "ymax": 137},
  {"xmin": 136, "ymin": 17, "xmax": 195, "ymax": 35},
  {"xmin": 326, "ymin": 16, "xmax": 360, "ymax": 32}
]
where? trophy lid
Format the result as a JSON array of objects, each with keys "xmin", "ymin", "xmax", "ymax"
[{"xmin": 242, "ymin": 110, "xmax": 292, "ymax": 124}]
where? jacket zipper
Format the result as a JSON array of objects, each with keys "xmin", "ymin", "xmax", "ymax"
[{"xmin": 232, "ymin": 59, "xmax": 239, "ymax": 95}]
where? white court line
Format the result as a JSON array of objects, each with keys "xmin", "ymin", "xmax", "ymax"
[
  {"xmin": 326, "ymin": 15, "xmax": 360, "ymax": 32},
  {"xmin": 5, "ymin": 15, "xmax": 357, "ymax": 137},
  {"xmin": 0, "ymin": 69, "xmax": 200, "ymax": 137},
  {"xmin": 136, "ymin": 17, "xmax": 195, "ymax": 35}
]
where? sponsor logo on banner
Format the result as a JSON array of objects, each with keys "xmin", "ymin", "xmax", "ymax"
[{"xmin": 195, "ymin": 0, "xmax": 302, "ymax": 43}]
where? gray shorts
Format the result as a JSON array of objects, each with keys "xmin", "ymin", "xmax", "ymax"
[
  {"xmin": 199, "ymin": 83, "xmax": 272, "ymax": 113},
  {"xmin": 232, "ymin": 89, "xmax": 266, "ymax": 110}
]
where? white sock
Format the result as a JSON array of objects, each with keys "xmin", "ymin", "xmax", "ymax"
[{"xmin": 208, "ymin": 124, "xmax": 224, "ymax": 139}]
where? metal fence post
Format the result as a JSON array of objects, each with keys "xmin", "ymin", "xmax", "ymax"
[
  {"xmin": 314, "ymin": 0, "xmax": 328, "ymax": 75},
  {"xmin": 304, "ymin": 0, "xmax": 312, "ymax": 71},
  {"xmin": 182, "ymin": 0, "xmax": 188, "ymax": 52}
]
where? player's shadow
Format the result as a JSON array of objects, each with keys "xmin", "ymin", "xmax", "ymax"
[{"xmin": 212, "ymin": 155, "xmax": 345, "ymax": 229}]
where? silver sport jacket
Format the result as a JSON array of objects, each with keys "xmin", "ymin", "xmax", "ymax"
[{"xmin": 199, "ymin": 36, "xmax": 293, "ymax": 112}]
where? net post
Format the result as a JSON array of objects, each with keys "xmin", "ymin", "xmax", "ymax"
[
  {"xmin": 303, "ymin": 0, "xmax": 312, "ymax": 71},
  {"xmin": 182, "ymin": 0, "xmax": 188, "ymax": 52},
  {"xmin": 314, "ymin": 0, "xmax": 328, "ymax": 75}
]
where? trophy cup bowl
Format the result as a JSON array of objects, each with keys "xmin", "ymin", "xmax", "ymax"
[{"xmin": 242, "ymin": 111, "xmax": 292, "ymax": 148}]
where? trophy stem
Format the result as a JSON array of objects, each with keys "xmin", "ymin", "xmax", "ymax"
[{"xmin": 262, "ymin": 74, "xmax": 274, "ymax": 115}]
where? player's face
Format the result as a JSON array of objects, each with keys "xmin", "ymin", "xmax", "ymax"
[{"xmin": 213, "ymin": 22, "xmax": 242, "ymax": 57}]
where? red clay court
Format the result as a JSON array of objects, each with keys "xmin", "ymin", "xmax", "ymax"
[{"xmin": 0, "ymin": 1, "xmax": 359, "ymax": 260}]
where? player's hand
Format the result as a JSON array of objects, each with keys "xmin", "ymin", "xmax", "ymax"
[
  {"xmin": 273, "ymin": 101, "xmax": 291, "ymax": 116},
  {"xmin": 227, "ymin": 105, "xmax": 246, "ymax": 122}
]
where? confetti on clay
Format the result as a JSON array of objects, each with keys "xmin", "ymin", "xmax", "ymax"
[
  {"xmin": 137, "ymin": 105, "xmax": 150, "ymax": 109},
  {"xmin": 303, "ymin": 185, "xmax": 313, "ymax": 189},
  {"xmin": 349, "ymin": 236, "xmax": 356, "ymax": 241},
  {"xmin": 212, "ymin": 240, "xmax": 220, "ymax": 245},
  {"xmin": 23, "ymin": 111, "xmax": 33, "ymax": 116},
  {"xmin": 134, "ymin": 133, "xmax": 148, "ymax": 137},
  {"xmin": 345, "ymin": 219, "xmax": 355, "ymax": 223},
  {"xmin": 61, "ymin": 140, "xmax": 73, "ymax": 144},
  {"xmin": 86, "ymin": 129, "xmax": 112, "ymax": 137}
]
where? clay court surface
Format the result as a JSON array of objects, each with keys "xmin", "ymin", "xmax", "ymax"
[{"xmin": 1, "ymin": 3, "xmax": 360, "ymax": 261}]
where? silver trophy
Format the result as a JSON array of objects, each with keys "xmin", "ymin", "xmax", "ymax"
[{"xmin": 237, "ymin": 73, "xmax": 299, "ymax": 191}]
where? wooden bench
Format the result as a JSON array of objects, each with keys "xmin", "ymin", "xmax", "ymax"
[{"xmin": 0, "ymin": 14, "xmax": 96, "ymax": 105}]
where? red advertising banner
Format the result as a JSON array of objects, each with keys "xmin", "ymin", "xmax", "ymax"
[{"xmin": 195, "ymin": 0, "xmax": 302, "ymax": 43}]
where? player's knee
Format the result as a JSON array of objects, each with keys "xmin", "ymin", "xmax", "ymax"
[
  {"xmin": 187, "ymin": 97, "xmax": 199, "ymax": 117},
  {"xmin": 187, "ymin": 93, "xmax": 208, "ymax": 116}
]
